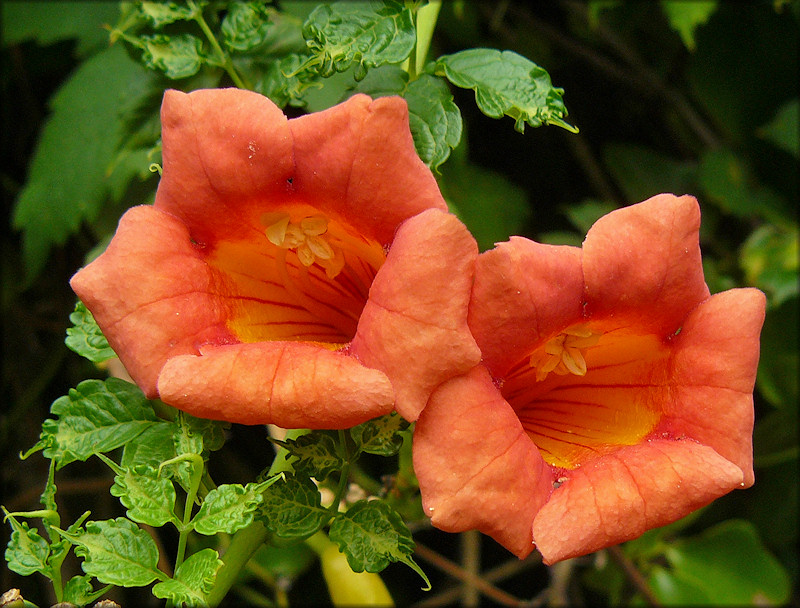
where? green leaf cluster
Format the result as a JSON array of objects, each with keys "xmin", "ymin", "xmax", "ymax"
[{"xmin": 8, "ymin": 0, "xmax": 576, "ymax": 287}]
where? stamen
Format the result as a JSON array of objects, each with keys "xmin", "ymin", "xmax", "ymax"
[{"xmin": 530, "ymin": 324, "xmax": 602, "ymax": 381}]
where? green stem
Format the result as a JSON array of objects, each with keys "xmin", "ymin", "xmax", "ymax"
[
  {"xmin": 206, "ymin": 430, "xmax": 306, "ymax": 606},
  {"xmin": 206, "ymin": 520, "xmax": 271, "ymax": 607},
  {"xmin": 188, "ymin": 0, "xmax": 251, "ymax": 89},
  {"xmin": 411, "ymin": 0, "xmax": 441, "ymax": 76}
]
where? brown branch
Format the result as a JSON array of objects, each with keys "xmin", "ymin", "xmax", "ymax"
[
  {"xmin": 413, "ymin": 541, "xmax": 525, "ymax": 607},
  {"xmin": 607, "ymin": 545, "xmax": 662, "ymax": 606}
]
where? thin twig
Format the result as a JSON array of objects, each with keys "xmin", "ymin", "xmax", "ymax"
[
  {"xmin": 413, "ymin": 553, "xmax": 543, "ymax": 608},
  {"xmin": 460, "ymin": 530, "xmax": 481, "ymax": 607},
  {"xmin": 607, "ymin": 545, "xmax": 662, "ymax": 606},
  {"xmin": 413, "ymin": 541, "xmax": 524, "ymax": 607}
]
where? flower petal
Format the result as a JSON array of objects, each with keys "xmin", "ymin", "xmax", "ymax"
[
  {"xmin": 583, "ymin": 194, "xmax": 710, "ymax": 335},
  {"xmin": 69, "ymin": 205, "xmax": 235, "ymax": 397},
  {"xmin": 532, "ymin": 438, "xmax": 744, "ymax": 564},
  {"xmin": 155, "ymin": 88, "xmax": 295, "ymax": 246},
  {"xmin": 468, "ymin": 237, "xmax": 584, "ymax": 377},
  {"xmin": 289, "ymin": 94, "xmax": 447, "ymax": 244},
  {"xmin": 351, "ymin": 209, "xmax": 481, "ymax": 421},
  {"xmin": 157, "ymin": 342, "xmax": 394, "ymax": 428},
  {"xmin": 664, "ymin": 288, "xmax": 766, "ymax": 486},
  {"xmin": 414, "ymin": 365, "xmax": 553, "ymax": 558}
]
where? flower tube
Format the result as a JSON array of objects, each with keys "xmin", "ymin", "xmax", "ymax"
[
  {"xmin": 413, "ymin": 193, "xmax": 765, "ymax": 563},
  {"xmin": 71, "ymin": 88, "xmax": 480, "ymax": 429}
]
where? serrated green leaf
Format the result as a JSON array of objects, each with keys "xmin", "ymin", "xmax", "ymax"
[
  {"xmin": 660, "ymin": 0, "xmax": 717, "ymax": 51},
  {"xmin": 64, "ymin": 300, "xmax": 116, "ymax": 363},
  {"xmin": 152, "ymin": 548, "xmax": 222, "ymax": 604},
  {"xmin": 57, "ymin": 517, "xmax": 163, "ymax": 587},
  {"xmin": 258, "ymin": 475, "xmax": 329, "ymax": 539},
  {"xmin": 121, "ymin": 421, "xmax": 179, "ymax": 469},
  {"xmin": 3, "ymin": 511, "xmax": 50, "ymax": 577},
  {"xmin": 273, "ymin": 432, "xmax": 343, "ymax": 481},
  {"xmin": 757, "ymin": 98, "xmax": 799, "ymax": 158},
  {"xmin": 138, "ymin": 1, "xmax": 197, "ymax": 28},
  {"xmin": 255, "ymin": 54, "xmax": 320, "ymax": 108},
  {"xmin": 11, "ymin": 44, "xmax": 152, "ymax": 284},
  {"xmin": 140, "ymin": 33, "xmax": 205, "ymax": 79},
  {"xmin": 303, "ymin": 1, "xmax": 416, "ymax": 79},
  {"xmin": 1, "ymin": 1, "xmax": 120, "ymax": 57},
  {"xmin": 740, "ymin": 224, "xmax": 798, "ymax": 307},
  {"xmin": 193, "ymin": 481, "xmax": 273, "ymax": 536},
  {"xmin": 351, "ymin": 63, "xmax": 408, "ymax": 97},
  {"xmin": 328, "ymin": 500, "xmax": 430, "ymax": 589},
  {"xmin": 351, "ymin": 413, "xmax": 410, "ymax": 457},
  {"xmin": 435, "ymin": 48, "xmax": 577, "ymax": 133},
  {"xmin": 39, "ymin": 378, "xmax": 160, "ymax": 469},
  {"xmin": 107, "ymin": 462, "xmax": 178, "ymax": 528},
  {"xmin": 221, "ymin": 2, "xmax": 272, "ymax": 52},
  {"xmin": 664, "ymin": 520, "xmax": 791, "ymax": 605},
  {"xmin": 403, "ymin": 74, "xmax": 462, "ymax": 170},
  {"xmin": 62, "ymin": 575, "xmax": 110, "ymax": 607}
]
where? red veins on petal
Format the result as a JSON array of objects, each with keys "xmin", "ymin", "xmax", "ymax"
[{"xmin": 414, "ymin": 193, "xmax": 766, "ymax": 563}]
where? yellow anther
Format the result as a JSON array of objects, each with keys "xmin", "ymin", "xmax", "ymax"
[
  {"xmin": 263, "ymin": 213, "xmax": 344, "ymax": 277},
  {"xmin": 529, "ymin": 324, "xmax": 602, "ymax": 381}
]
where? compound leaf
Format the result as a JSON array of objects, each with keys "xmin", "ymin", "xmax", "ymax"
[{"xmin": 152, "ymin": 548, "xmax": 222, "ymax": 604}]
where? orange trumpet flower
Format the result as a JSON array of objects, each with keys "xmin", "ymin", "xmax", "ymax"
[
  {"xmin": 71, "ymin": 88, "xmax": 480, "ymax": 428},
  {"xmin": 413, "ymin": 194, "xmax": 765, "ymax": 563}
]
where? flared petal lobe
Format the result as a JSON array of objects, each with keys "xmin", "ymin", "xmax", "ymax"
[
  {"xmin": 413, "ymin": 365, "xmax": 553, "ymax": 558},
  {"xmin": 351, "ymin": 209, "xmax": 481, "ymax": 421},
  {"xmin": 414, "ymin": 193, "xmax": 765, "ymax": 563},
  {"xmin": 71, "ymin": 88, "xmax": 473, "ymax": 428}
]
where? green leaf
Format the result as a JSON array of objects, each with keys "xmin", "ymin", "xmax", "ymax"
[
  {"xmin": 602, "ymin": 143, "xmax": 696, "ymax": 204},
  {"xmin": 403, "ymin": 74, "xmax": 463, "ymax": 170},
  {"xmin": 107, "ymin": 461, "xmax": 178, "ymax": 528},
  {"xmin": 258, "ymin": 475, "xmax": 329, "ymax": 539},
  {"xmin": 138, "ymin": 1, "xmax": 197, "ymax": 28},
  {"xmin": 660, "ymin": 0, "xmax": 717, "ymax": 51},
  {"xmin": 740, "ymin": 224, "xmax": 798, "ymax": 307},
  {"xmin": 221, "ymin": 2, "xmax": 272, "ymax": 53},
  {"xmin": 351, "ymin": 413, "xmax": 410, "ymax": 457},
  {"xmin": 121, "ymin": 421, "xmax": 179, "ymax": 470},
  {"xmin": 438, "ymin": 153, "xmax": 530, "ymax": 252},
  {"xmin": 255, "ymin": 54, "xmax": 319, "ymax": 108},
  {"xmin": 698, "ymin": 147, "xmax": 789, "ymax": 222},
  {"xmin": 328, "ymin": 500, "xmax": 430, "ymax": 589},
  {"xmin": 64, "ymin": 300, "xmax": 116, "ymax": 363},
  {"xmin": 303, "ymin": 1, "xmax": 416, "ymax": 80},
  {"xmin": 648, "ymin": 564, "xmax": 711, "ymax": 605},
  {"xmin": 562, "ymin": 199, "xmax": 619, "ymax": 234},
  {"xmin": 62, "ymin": 575, "xmax": 110, "ymax": 607},
  {"xmin": 57, "ymin": 517, "xmax": 163, "ymax": 587},
  {"xmin": 38, "ymin": 378, "xmax": 160, "ymax": 469},
  {"xmin": 152, "ymin": 548, "xmax": 222, "ymax": 604},
  {"xmin": 435, "ymin": 48, "xmax": 577, "ymax": 133},
  {"xmin": 11, "ymin": 44, "xmax": 152, "ymax": 284},
  {"xmin": 140, "ymin": 33, "xmax": 206, "ymax": 79},
  {"xmin": 1, "ymin": 1, "xmax": 120, "ymax": 56},
  {"xmin": 192, "ymin": 479, "xmax": 279, "ymax": 536},
  {"xmin": 756, "ymin": 298, "xmax": 798, "ymax": 409},
  {"xmin": 757, "ymin": 98, "xmax": 799, "ymax": 158},
  {"xmin": 3, "ymin": 510, "xmax": 50, "ymax": 577},
  {"xmin": 664, "ymin": 520, "xmax": 791, "ymax": 605},
  {"xmin": 272, "ymin": 432, "xmax": 343, "ymax": 482}
]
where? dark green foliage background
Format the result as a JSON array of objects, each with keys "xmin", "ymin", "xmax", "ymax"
[{"xmin": 2, "ymin": 1, "xmax": 797, "ymax": 606}]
